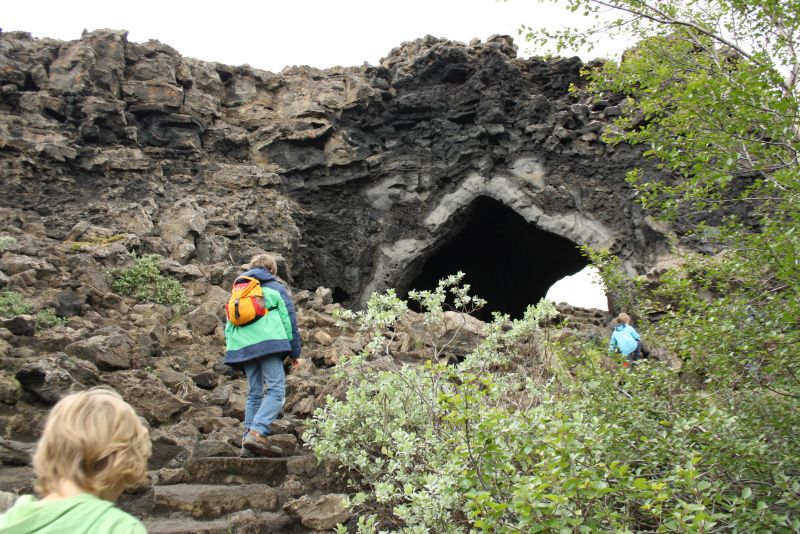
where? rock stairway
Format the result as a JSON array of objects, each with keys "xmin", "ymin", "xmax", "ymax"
[{"xmin": 138, "ymin": 426, "xmax": 348, "ymax": 533}]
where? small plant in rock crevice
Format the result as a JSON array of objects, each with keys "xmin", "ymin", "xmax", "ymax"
[
  {"xmin": 0, "ymin": 290, "xmax": 67, "ymax": 330},
  {"xmin": 107, "ymin": 253, "xmax": 188, "ymax": 310}
]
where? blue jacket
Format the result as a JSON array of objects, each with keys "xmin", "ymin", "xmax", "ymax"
[
  {"xmin": 223, "ymin": 268, "xmax": 301, "ymax": 366},
  {"xmin": 609, "ymin": 323, "xmax": 641, "ymax": 356}
]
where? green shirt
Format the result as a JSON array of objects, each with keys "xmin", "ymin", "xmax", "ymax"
[{"xmin": 0, "ymin": 493, "xmax": 146, "ymax": 534}]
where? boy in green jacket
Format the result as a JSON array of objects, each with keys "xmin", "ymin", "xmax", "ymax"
[
  {"xmin": 0, "ymin": 387, "xmax": 151, "ymax": 533},
  {"xmin": 224, "ymin": 253, "xmax": 302, "ymax": 457}
]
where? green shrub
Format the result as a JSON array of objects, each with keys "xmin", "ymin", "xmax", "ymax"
[
  {"xmin": 307, "ymin": 277, "xmax": 800, "ymax": 533},
  {"xmin": 108, "ymin": 254, "xmax": 188, "ymax": 310},
  {"xmin": 0, "ymin": 291, "xmax": 66, "ymax": 330},
  {"xmin": 0, "ymin": 236, "xmax": 17, "ymax": 252},
  {"xmin": 35, "ymin": 308, "xmax": 67, "ymax": 329},
  {"xmin": 0, "ymin": 290, "xmax": 34, "ymax": 317}
]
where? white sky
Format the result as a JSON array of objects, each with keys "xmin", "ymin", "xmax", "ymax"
[
  {"xmin": 546, "ymin": 265, "xmax": 608, "ymax": 310},
  {"xmin": 3, "ymin": 0, "xmax": 629, "ymax": 72}
]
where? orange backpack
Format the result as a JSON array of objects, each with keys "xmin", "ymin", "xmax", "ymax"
[{"xmin": 225, "ymin": 276, "xmax": 267, "ymax": 326}]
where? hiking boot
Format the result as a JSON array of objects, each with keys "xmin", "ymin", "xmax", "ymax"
[{"xmin": 242, "ymin": 430, "xmax": 283, "ymax": 457}]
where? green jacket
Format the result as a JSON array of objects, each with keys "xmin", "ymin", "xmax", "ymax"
[
  {"xmin": 0, "ymin": 493, "xmax": 146, "ymax": 534},
  {"xmin": 224, "ymin": 268, "xmax": 301, "ymax": 365}
]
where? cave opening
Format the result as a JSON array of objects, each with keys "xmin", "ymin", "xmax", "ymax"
[{"xmin": 403, "ymin": 196, "xmax": 591, "ymax": 321}]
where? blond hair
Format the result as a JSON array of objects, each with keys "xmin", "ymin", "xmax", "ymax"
[
  {"xmin": 33, "ymin": 387, "xmax": 151, "ymax": 500},
  {"xmin": 617, "ymin": 312, "xmax": 632, "ymax": 324},
  {"xmin": 249, "ymin": 253, "xmax": 277, "ymax": 274}
]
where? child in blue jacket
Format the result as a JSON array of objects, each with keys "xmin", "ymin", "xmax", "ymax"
[{"xmin": 608, "ymin": 312, "xmax": 643, "ymax": 368}]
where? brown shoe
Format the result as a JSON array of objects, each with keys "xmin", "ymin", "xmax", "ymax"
[{"xmin": 242, "ymin": 430, "xmax": 282, "ymax": 457}]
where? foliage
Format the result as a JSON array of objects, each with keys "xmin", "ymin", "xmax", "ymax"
[
  {"xmin": 0, "ymin": 290, "xmax": 66, "ymax": 330},
  {"xmin": 518, "ymin": 0, "xmax": 800, "ymax": 530},
  {"xmin": 0, "ymin": 290, "xmax": 34, "ymax": 317},
  {"xmin": 308, "ymin": 282, "xmax": 800, "ymax": 532},
  {"xmin": 70, "ymin": 233, "xmax": 125, "ymax": 251},
  {"xmin": 0, "ymin": 236, "xmax": 17, "ymax": 252},
  {"xmin": 34, "ymin": 308, "xmax": 67, "ymax": 329},
  {"xmin": 108, "ymin": 254, "xmax": 188, "ymax": 310},
  {"xmin": 311, "ymin": 3, "xmax": 800, "ymax": 531}
]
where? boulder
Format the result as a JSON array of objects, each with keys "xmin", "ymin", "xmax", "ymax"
[
  {"xmin": 284, "ymin": 493, "xmax": 350, "ymax": 531},
  {"xmin": 15, "ymin": 359, "xmax": 82, "ymax": 404},
  {"xmin": 191, "ymin": 371, "xmax": 218, "ymax": 390},
  {"xmin": 64, "ymin": 330, "xmax": 133, "ymax": 371},
  {"xmin": 0, "ymin": 373, "xmax": 22, "ymax": 404},
  {"xmin": 105, "ymin": 371, "xmax": 191, "ymax": 425},
  {"xmin": 1, "ymin": 316, "xmax": 36, "ymax": 336},
  {"xmin": 155, "ymin": 484, "xmax": 279, "ymax": 518}
]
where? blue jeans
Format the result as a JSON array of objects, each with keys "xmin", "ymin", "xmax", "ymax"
[{"xmin": 242, "ymin": 354, "xmax": 286, "ymax": 438}]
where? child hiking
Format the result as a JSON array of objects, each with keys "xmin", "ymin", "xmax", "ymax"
[
  {"xmin": 608, "ymin": 312, "xmax": 643, "ymax": 369},
  {"xmin": 223, "ymin": 253, "xmax": 302, "ymax": 458}
]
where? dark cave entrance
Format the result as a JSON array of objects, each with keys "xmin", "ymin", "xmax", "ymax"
[{"xmin": 403, "ymin": 196, "xmax": 590, "ymax": 321}]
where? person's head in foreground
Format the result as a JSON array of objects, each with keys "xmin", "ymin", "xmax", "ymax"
[
  {"xmin": 33, "ymin": 387, "xmax": 151, "ymax": 501},
  {"xmin": 617, "ymin": 312, "xmax": 632, "ymax": 325},
  {"xmin": 0, "ymin": 387, "xmax": 151, "ymax": 534}
]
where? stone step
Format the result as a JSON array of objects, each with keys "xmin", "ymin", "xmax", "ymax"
[
  {"xmin": 0, "ymin": 466, "xmax": 34, "ymax": 494},
  {"xmin": 154, "ymin": 483, "xmax": 279, "ymax": 518},
  {"xmin": 144, "ymin": 509, "xmax": 299, "ymax": 534},
  {"xmin": 183, "ymin": 456, "xmax": 289, "ymax": 485},
  {"xmin": 143, "ymin": 517, "xmax": 233, "ymax": 534}
]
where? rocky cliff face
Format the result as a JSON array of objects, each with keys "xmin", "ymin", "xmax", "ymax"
[{"xmin": 1, "ymin": 29, "xmax": 669, "ymax": 311}]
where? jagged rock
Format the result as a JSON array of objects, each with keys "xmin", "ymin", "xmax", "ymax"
[
  {"xmin": 64, "ymin": 329, "xmax": 134, "ymax": 370},
  {"xmin": 192, "ymin": 370, "xmax": 218, "ymax": 390},
  {"xmin": 183, "ymin": 457, "xmax": 288, "ymax": 485},
  {"xmin": 0, "ymin": 438, "xmax": 33, "ymax": 466},
  {"xmin": 263, "ymin": 433, "xmax": 298, "ymax": 456},
  {"xmin": 150, "ymin": 435, "xmax": 189, "ymax": 470},
  {"xmin": 291, "ymin": 396, "xmax": 316, "ymax": 417},
  {"xmin": 105, "ymin": 371, "xmax": 191, "ymax": 425},
  {"xmin": 152, "ymin": 468, "xmax": 186, "ymax": 486},
  {"xmin": 54, "ymin": 289, "xmax": 86, "ymax": 317},
  {"xmin": 221, "ymin": 388, "xmax": 246, "ymax": 420},
  {"xmin": 157, "ymin": 197, "xmax": 207, "ymax": 263},
  {"xmin": 0, "ymin": 373, "xmax": 22, "ymax": 404},
  {"xmin": 308, "ymin": 287, "xmax": 333, "ymax": 310},
  {"xmin": 210, "ymin": 384, "xmax": 231, "ymax": 406},
  {"xmin": 54, "ymin": 353, "xmax": 100, "ymax": 386},
  {"xmin": 284, "ymin": 493, "xmax": 350, "ymax": 531},
  {"xmin": 187, "ymin": 406, "xmax": 239, "ymax": 434},
  {"xmin": 287, "ymin": 455, "xmax": 318, "ymax": 477},
  {"xmin": 186, "ymin": 310, "xmax": 219, "ymax": 337},
  {"xmin": 649, "ymin": 347, "xmax": 682, "ymax": 369},
  {"xmin": 313, "ymin": 330, "xmax": 333, "ymax": 346},
  {"xmin": 192, "ymin": 439, "xmax": 238, "ymax": 458},
  {"xmin": 1, "ymin": 316, "xmax": 36, "ymax": 336},
  {"xmin": 15, "ymin": 359, "xmax": 81, "ymax": 403}
]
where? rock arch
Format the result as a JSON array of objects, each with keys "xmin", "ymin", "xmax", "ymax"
[{"xmin": 357, "ymin": 164, "xmax": 616, "ymax": 314}]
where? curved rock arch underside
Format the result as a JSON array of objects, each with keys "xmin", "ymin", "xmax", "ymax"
[{"xmin": 0, "ymin": 30, "xmax": 670, "ymax": 315}]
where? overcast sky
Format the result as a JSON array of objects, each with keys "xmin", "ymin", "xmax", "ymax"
[{"xmin": 4, "ymin": 0, "xmax": 628, "ymax": 72}]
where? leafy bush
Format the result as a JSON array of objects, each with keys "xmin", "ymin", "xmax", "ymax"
[
  {"xmin": 108, "ymin": 254, "xmax": 187, "ymax": 310},
  {"xmin": 0, "ymin": 291, "xmax": 66, "ymax": 330},
  {"xmin": 307, "ymin": 276, "xmax": 800, "ymax": 532},
  {"xmin": 0, "ymin": 290, "xmax": 34, "ymax": 317},
  {"xmin": 0, "ymin": 236, "xmax": 17, "ymax": 252},
  {"xmin": 35, "ymin": 308, "xmax": 67, "ymax": 329}
]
